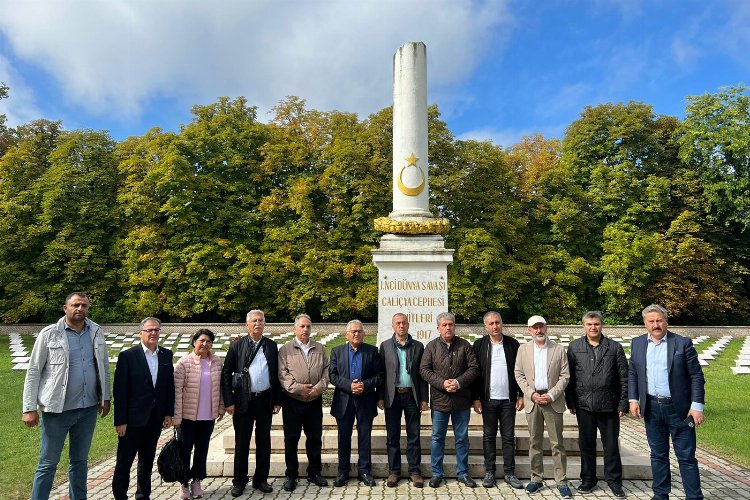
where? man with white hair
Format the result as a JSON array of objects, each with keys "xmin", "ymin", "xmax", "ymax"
[
  {"xmin": 514, "ymin": 315, "xmax": 571, "ymax": 498},
  {"xmin": 329, "ymin": 320, "xmax": 383, "ymax": 487}
]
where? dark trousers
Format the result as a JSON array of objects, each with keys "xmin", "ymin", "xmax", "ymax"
[
  {"xmin": 576, "ymin": 409, "xmax": 622, "ymax": 486},
  {"xmin": 336, "ymin": 399, "xmax": 375, "ymax": 475},
  {"xmin": 481, "ymin": 399, "xmax": 516, "ymax": 475},
  {"xmin": 112, "ymin": 410, "xmax": 163, "ymax": 500},
  {"xmin": 179, "ymin": 419, "xmax": 215, "ymax": 484},
  {"xmin": 282, "ymin": 395, "xmax": 323, "ymax": 478},
  {"xmin": 644, "ymin": 399, "xmax": 703, "ymax": 500},
  {"xmin": 384, "ymin": 392, "xmax": 422, "ymax": 474},
  {"xmin": 232, "ymin": 391, "xmax": 272, "ymax": 487}
]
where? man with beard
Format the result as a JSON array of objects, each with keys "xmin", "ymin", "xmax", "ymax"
[{"xmin": 514, "ymin": 315, "xmax": 572, "ymax": 498}]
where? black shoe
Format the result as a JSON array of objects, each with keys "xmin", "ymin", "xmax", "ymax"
[
  {"xmin": 457, "ymin": 474, "xmax": 477, "ymax": 487},
  {"xmin": 283, "ymin": 477, "xmax": 297, "ymax": 491},
  {"xmin": 429, "ymin": 476, "xmax": 443, "ymax": 488},
  {"xmin": 505, "ymin": 474, "xmax": 523, "ymax": 489},
  {"xmin": 334, "ymin": 474, "xmax": 348, "ymax": 487},
  {"xmin": 610, "ymin": 484, "xmax": 627, "ymax": 498},
  {"xmin": 578, "ymin": 482, "xmax": 597, "ymax": 493},
  {"xmin": 253, "ymin": 481, "xmax": 273, "ymax": 493},
  {"xmin": 308, "ymin": 473, "xmax": 328, "ymax": 486},
  {"xmin": 482, "ymin": 471, "xmax": 496, "ymax": 488},
  {"xmin": 230, "ymin": 484, "xmax": 246, "ymax": 497},
  {"xmin": 358, "ymin": 473, "xmax": 376, "ymax": 486}
]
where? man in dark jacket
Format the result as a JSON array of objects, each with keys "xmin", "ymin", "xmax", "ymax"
[
  {"xmin": 420, "ymin": 312, "xmax": 479, "ymax": 488},
  {"xmin": 565, "ymin": 311, "xmax": 628, "ymax": 498},
  {"xmin": 377, "ymin": 313, "xmax": 429, "ymax": 488},
  {"xmin": 112, "ymin": 317, "xmax": 175, "ymax": 500},
  {"xmin": 471, "ymin": 311, "xmax": 524, "ymax": 489},
  {"xmin": 329, "ymin": 320, "xmax": 382, "ymax": 487},
  {"xmin": 221, "ymin": 309, "xmax": 281, "ymax": 497}
]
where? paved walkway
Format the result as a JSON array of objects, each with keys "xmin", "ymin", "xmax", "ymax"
[{"xmin": 52, "ymin": 417, "xmax": 750, "ymax": 499}]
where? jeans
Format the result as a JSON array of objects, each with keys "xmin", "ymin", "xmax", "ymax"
[
  {"xmin": 644, "ymin": 399, "xmax": 703, "ymax": 500},
  {"xmin": 32, "ymin": 405, "xmax": 98, "ymax": 500},
  {"xmin": 480, "ymin": 399, "xmax": 516, "ymax": 475},
  {"xmin": 384, "ymin": 392, "xmax": 422, "ymax": 474},
  {"xmin": 431, "ymin": 407, "xmax": 470, "ymax": 477}
]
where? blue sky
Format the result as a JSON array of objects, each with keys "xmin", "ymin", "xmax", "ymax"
[{"xmin": 0, "ymin": 0, "xmax": 748, "ymax": 148}]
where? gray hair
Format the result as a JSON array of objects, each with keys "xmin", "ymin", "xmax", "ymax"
[
  {"xmin": 392, "ymin": 312, "xmax": 408, "ymax": 322},
  {"xmin": 246, "ymin": 309, "xmax": 265, "ymax": 322},
  {"xmin": 582, "ymin": 311, "xmax": 603, "ymax": 323},
  {"xmin": 294, "ymin": 313, "xmax": 312, "ymax": 326},
  {"xmin": 483, "ymin": 311, "xmax": 502, "ymax": 324},
  {"xmin": 436, "ymin": 312, "xmax": 455, "ymax": 325},
  {"xmin": 641, "ymin": 304, "xmax": 669, "ymax": 321},
  {"xmin": 346, "ymin": 319, "xmax": 364, "ymax": 331},
  {"xmin": 139, "ymin": 317, "xmax": 161, "ymax": 330}
]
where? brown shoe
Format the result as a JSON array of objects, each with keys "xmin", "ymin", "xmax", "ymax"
[
  {"xmin": 411, "ymin": 473, "xmax": 424, "ymax": 488},
  {"xmin": 387, "ymin": 474, "xmax": 400, "ymax": 487}
]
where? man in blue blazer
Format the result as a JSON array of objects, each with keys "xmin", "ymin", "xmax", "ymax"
[
  {"xmin": 329, "ymin": 320, "xmax": 383, "ymax": 487},
  {"xmin": 112, "ymin": 317, "xmax": 175, "ymax": 500},
  {"xmin": 628, "ymin": 304, "xmax": 705, "ymax": 500}
]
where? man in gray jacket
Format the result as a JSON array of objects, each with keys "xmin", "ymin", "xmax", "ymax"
[
  {"xmin": 22, "ymin": 292, "xmax": 111, "ymax": 500},
  {"xmin": 420, "ymin": 312, "xmax": 479, "ymax": 488}
]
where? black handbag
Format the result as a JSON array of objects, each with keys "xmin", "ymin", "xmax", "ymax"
[{"xmin": 157, "ymin": 429, "xmax": 188, "ymax": 484}]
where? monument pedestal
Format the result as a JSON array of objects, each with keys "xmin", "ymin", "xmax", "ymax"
[{"xmin": 371, "ymin": 234, "xmax": 454, "ymax": 345}]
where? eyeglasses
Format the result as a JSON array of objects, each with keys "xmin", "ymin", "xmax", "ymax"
[
  {"xmin": 141, "ymin": 328, "xmax": 161, "ymax": 334},
  {"xmin": 348, "ymin": 329, "xmax": 364, "ymax": 334}
]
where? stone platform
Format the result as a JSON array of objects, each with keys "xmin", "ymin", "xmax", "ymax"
[{"xmin": 206, "ymin": 408, "xmax": 652, "ymax": 480}]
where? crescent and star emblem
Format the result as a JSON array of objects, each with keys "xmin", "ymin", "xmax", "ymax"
[{"xmin": 397, "ymin": 153, "xmax": 426, "ymax": 196}]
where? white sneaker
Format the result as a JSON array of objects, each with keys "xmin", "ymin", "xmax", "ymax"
[{"xmin": 191, "ymin": 479, "xmax": 204, "ymax": 499}]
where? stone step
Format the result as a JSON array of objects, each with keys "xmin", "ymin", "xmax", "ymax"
[
  {"xmin": 221, "ymin": 428, "xmax": 601, "ymax": 454},
  {"xmin": 205, "ymin": 452, "xmax": 652, "ymax": 480}
]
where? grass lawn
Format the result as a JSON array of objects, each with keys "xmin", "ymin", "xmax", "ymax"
[{"xmin": 696, "ymin": 338, "xmax": 750, "ymax": 467}]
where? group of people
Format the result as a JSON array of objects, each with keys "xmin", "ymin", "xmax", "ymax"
[{"xmin": 22, "ymin": 292, "xmax": 706, "ymax": 500}]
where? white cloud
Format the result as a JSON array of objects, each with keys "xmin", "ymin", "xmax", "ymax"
[
  {"xmin": 457, "ymin": 123, "xmax": 566, "ymax": 149},
  {"xmin": 0, "ymin": 54, "xmax": 43, "ymax": 127},
  {"xmin": 0, "ymin": 0, "xmax": 512, "ymax": 123}
]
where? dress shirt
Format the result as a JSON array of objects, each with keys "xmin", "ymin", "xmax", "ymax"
[
  {"xmin": 533, "ymin": 340, "xmax": 554, "ymax": 401},
  {"xmin": 348, "ymin": 344, "xmax": 362, "ymax": 381},
  {"xmin": 395, "ymin": 342, "xmax": 411, "ymax": 388},
  {"xmin": 646, "ymin": 335, "xmax": 670, "ymax": 397},
  {"xmin": 248, "ymin": 338, "xmax": 271, "ymax": 392},
  {"xmin": 296, "ymin": 338, "xmax": 313, "ymax": 361},
  {"xmin": 63, "ymin": 321, "xmax": 98, "ymax": 411},
  {"xmin": 141, "ymin": 343, "xmax": 159, "ymax": 387}
]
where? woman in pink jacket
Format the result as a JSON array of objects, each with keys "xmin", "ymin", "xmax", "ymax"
[{"xmin": 174, "ymin": 329, "xmax": 225, "ymax": 499}]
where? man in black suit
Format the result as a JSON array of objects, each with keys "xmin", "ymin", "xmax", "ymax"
[
  {"xmin": 377, "ymin": 312, "xmax": 429, "ymax": 488},
  {"xmin": 329, "ymin": 319, "xmax": 383, "ymax": 487},
  {"xmin": 112, "ymin": 317, "xmax": 175, "ymax": 500},
  {"xmin": 629, "ymin": 304, "xmax": 705, "ymax": 500},
  {"xmin": 221, "ymin": 309, "xmax": 281, "ymax": 497}
]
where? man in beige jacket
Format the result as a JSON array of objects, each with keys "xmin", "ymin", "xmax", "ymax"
[
  {"xmin": 514, "ymin": 315, "xmax": 572, "ymax": 499},
  {"xmin": 278, "ymin": 314, "xmax": 330, "ymax": 491}
]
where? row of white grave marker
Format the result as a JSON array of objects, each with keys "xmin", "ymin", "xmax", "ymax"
[
  {"xmin": 8, "ymin": 330, "xmax": 741, "ymax": 372},
  {"xmin": 732, "ymin": 336, "xmax": 750, "ymax": 375}
]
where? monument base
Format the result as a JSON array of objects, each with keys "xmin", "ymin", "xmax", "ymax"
[{"xmin": 371, "ymin": 234, "xmax": 454, "ymax": 345}]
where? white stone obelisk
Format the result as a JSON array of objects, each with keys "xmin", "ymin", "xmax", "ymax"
[
  {"xmin": 372, "ymin": 42, "xmax": 453, "ymax": 345},
  {"xmin": 390, "ymin": 42, "xmax": 432, "ymax": 221}
]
